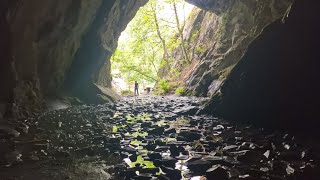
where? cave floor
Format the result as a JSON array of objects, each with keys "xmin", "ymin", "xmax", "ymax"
[{"xmin": 0, "ymin": 95, "xmax": 319, "ymax": 180}]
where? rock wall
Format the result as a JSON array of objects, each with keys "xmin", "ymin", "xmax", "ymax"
[
  {"xmin": 171, "ymin": 0, "xmax": 293, "ymax": 96},
  {"xmin": 186, "ymin": 0, "xmax": 232, "ymax": 14},
  {"xmin": 203, "ymin": 0, "xmax": 320, "ymax": 135},
  {"xmin": 64, "ymin": 0, "xmax": 147, "ymax": 104},
  {"xmin": 0, "ymin": 0, "xmax": 147, "ymax": 119},
  {"xmin": 168, "ymin": 0, "xmax": 320, "ymax": 134}
]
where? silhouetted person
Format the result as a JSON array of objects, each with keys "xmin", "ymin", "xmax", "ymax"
[
  {"xmin": 134, "ymin": 81, "xmax": 139, "ymax": 95},
  {"xmin": 146, "ymin": 87, "xmax": 151, "ymax": 94}
]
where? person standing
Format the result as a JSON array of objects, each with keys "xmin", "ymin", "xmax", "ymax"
[{"xmin": 134, "ymin": 81, "xmax": 139, "ymax": 96}]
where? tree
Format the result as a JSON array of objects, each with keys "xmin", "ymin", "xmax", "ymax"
[
  {"xmin": 111, "ymin": 0, "xmax": 192, "ymax": 88},
  {"xmin": 148, "ymin": 0, "xmax": 170, "ymax": 69},
  {"xmin": 172, "ymin": 0, "xmax": 191, "ymax": 64}
]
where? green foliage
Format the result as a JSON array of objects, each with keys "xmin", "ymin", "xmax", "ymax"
[
  {"xmin": 111, "ymin": 0, "xmax": 192, "ymax": 86},
  {"xmin": 175, "ymin": 87, "xmax": 185, "ymax": 96},
  {"xmin": 167, "ymin": 35, "xmax": 180, "ymax": 52},
  {"xmin": 111, "ymin": 1, "xmax": 164, "ymax": 84},
  {"xmin": 196, "ymin": 45, "xmax": 206, "ymax": 54},
  {"xmin": 190, "ymin": 27, "xmax": 200, "ymax": 43},
  {"xmin": 121, "ymin": 90, "xmax": 133, "ymax": 95},
  {"xmin": 158, "ymin": 79, "xmax": 171, "ymax": 94},
  {"xmin": 170, "ymin": 67, "xmax": 181, "ymax": 77}
]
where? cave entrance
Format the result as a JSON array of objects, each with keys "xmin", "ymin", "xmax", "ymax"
[{"xmin": 110, "ymin": 0, "xmax": 195, "ymax": 96}]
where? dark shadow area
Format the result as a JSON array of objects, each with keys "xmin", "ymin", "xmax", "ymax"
[
  {"xmin": 210, "ymin": 0, "xmax": 320, "ymax": 136},
  {"xmin": 0, "ymin": 1, "xmax": 17, "ymax": 117},
  {"xmin": 64, "ymin": 0, "xmax": 116, "ymax": 103}
]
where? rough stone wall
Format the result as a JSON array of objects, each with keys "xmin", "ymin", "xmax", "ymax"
[
  {"xmin": 97, "ymin": 0, "xmax": 149, "ymax": 86},
  {"xmin": 175, "ymin": 0, "xmax": 293, "ymax": 96},
  {"xmin": 165, "ymin": 8, "xmax": 219, "ymax": 86},
  {"xmin": 0, "ymin": 0, "xmax": 147, "ymax": 119},
  {"xmin": 10, "ymin": 0, "xmax": 102, "ymax": 95},
  {"xmin": 0, "ymin": 1, "xmax": 17, "ymax": 118},
  {"xmin": 8, "ymin": 0, "xmax": 104, "ymax": 118},
  {"xmin": 203, "ymin": 0, "xmax": 320, "ymax": 135},
  {"xmin": 64, "ymin": 0, "xmax": 147, "ymax": 104},
  {"xmin": 186, "ymin": 0, "xmax": 233, "ymax": 14}
]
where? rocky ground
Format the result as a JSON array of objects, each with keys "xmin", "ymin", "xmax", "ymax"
[{"xmin": 0, "ymin": 95, "xmax": 319, "ymax": 179}]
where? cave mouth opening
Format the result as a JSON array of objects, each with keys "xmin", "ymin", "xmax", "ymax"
[
  {"xmin": 110, "ymin": 0, "xmax": 195, "ymax": 96},
  {"xmin": 2, "ymin": 1, "xmax": 320, "ymax": 179}
]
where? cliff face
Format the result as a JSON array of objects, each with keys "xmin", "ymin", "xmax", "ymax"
[
  {"xmin": 180, "ymin": 0, "xmax": 320, "ymax": 134},
  {"xmin": 171, "ymin": 0, "xmax": 293, "ymax": 96},
  {"xmin": 186, "ymin": 0, "xmax": 232, "ymax": 14},
  {"xmin": 203, "ymin": 0, "xmax": 320, "ymax": 135},
  {"xmin": 0, "ymin": 0, "xmax": 147, "ymax": 119}
]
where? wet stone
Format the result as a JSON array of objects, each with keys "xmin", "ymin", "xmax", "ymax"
[
  {"xmin": 4, "ymin": 96, "xmax": 317, "ymax": 179},
  {"xmin": 157, "ymin": 174, "xmax": 171, "ymax": 180},
  {"xmin": 213, "ymin": 125, "xmax": 225, "ymax": 131},
  {"xmin": 129, "ymin": 154, "xmax": 138, "ymax": 162},
  {"xmin": 154, "ymin": 139, "xmax": 166, "ymax": 146},
  {"xmin": 177, "ymin": 131, "xmax": 202, "ymax": 142},
  {"xmin": 155, "ymin": 146, "xmax": 170, "ymax": 152},
  {"xmin": 153, "ymin": 158, "xmax": 176, "ymax": 168},
  {"xmin": 237, "ymin": 150, "xmax": 263, "ymax": 163},
  {"xmin": 166, "ymin": 141, "xmax": 187, "ymax": 146},
  {"xmin": 190, "ymin": 120, "xmax": 198, "ymax": 126},
  {"xmin": 147, "ymin": 152, "xmax": 162, "ymax": 160},
  {"xmin": 202, "ymin": 156, "xmax": 225, "ymax": 164},
  {"xmin": 188, "ymin": 154, "xmax": 203, "ymax": 161},
  {"xmin": 206, "ymin": 165, "xmax": 229, "ymax": 180},
  {"xmin": 121, "ymin": 169, "xmax": 137, "ymax": 178},
  {"xmin": 137, "ymin": 135, "xmax": 145, "ymax": 141},
  {"xmin": 223, "ymin": 145, "xmax": 239, "ymax": 151},
  {"xmin": 164, "ymin": 128, "xmax": 176, "ymax": 134},
  {"xmin": 145, "ymin": 144, "xmax": 157, "ymax": 151},
  {"xmin": 133, "ymin": 173, "xmax": 154, "ymax": 180},
  {"xmin": 160, "ymin": 166, "xmax": 182, "ymax": 179},
  {"xmin": 107, "ymin": 138, "xmax": 120, "ymax": 144},
  {"xmin": 121, "ymin": 146, "xmax": 137, "ymax": 154},
  {"xmin": 187, "ymin": 159, "xmax": 212, "ymax": 174},
  {"xmin": 173, "ymin": 106, "xmax": 198, "ymax": 115},
  {"xmin": 141, "ymin": 122, "xmax": 152, "ymax": 128},
  {"xmin": 148, "ymin": 126, "xmax": 165, "ymax": 136},
  {"xmin": 169, "ymin": 145, "xmax": 181, "ymax": 157},
  {"xmin": 176, "ymin": 154, "xmax": 189, "ymax": 160}
]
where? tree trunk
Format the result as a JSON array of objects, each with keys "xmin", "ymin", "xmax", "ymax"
[
  {"xmin": 173, "ymin": 2, "xmax": 191, "ymax": 64},
  {"xmin": 151, "ymin": 4, "xmax": 170, "ymax": 69}
]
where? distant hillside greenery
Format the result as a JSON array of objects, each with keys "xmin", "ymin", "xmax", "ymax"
[{"xmin": 111, "ymin": 0, "xmax": 193, "ymax": 89}]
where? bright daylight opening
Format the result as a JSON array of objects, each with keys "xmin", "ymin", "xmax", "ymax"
[{"xmin": 111, "ymin": 0, "xmax": 194, "ymax": 95}]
